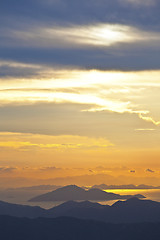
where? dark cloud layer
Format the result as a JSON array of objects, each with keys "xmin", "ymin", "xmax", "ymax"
[
  {"xmin": 1, "ymin": 46, "xmax": 160, "ymax": 71},
  {"xmin": 0, "ymin": 65, "xmax": 41, "ymax": 78},
  {"xmin": 0, "ymin": 0, "xmax": 160, "ymax": 70},
  {"xmin": 1, "ymin": 0, "xmax": 160, "ymax": 29}
]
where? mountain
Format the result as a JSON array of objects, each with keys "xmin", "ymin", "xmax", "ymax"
[
  {"xmin": 0, "ymin": 198, "xmax": 160, "ymax": 223},
  {"xmin": 44, "ymin": 197, "xmax": 160, "ymax": 223},
  {"xmin": 0, "ymin": 200, "xmax": 45, "ymax": 218},
  {"xmin": 28, "ymin": 185, "xmax": 145, "ymax": 202},
  {"xmin": 45, "ymin": 200, "xmax": 106, "ymax": 218},
  {"xmin": 91, "ymin": 184, "xmax": 160, "ymax": 189},
  {"xmin": 0, "ymin": 215, "xmax": 160, "ymax": 240}
]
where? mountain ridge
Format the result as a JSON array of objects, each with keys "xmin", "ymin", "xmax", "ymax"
[
  {"xmin": 1, "ymin": 197, "xmax": 160, "ymax": 223},
  {"xmin": 28, "ymin": 185, "xmax": 145, "ymax": 202}
]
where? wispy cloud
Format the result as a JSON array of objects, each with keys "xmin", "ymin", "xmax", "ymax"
[
  {"xmin": 139, "ymin": 114, "xmax": 160, "ymax": 126},
  {"xmin": 2, "ymin": 23, "xmax": 160, "ymax": 49},
  {"xmin": 1, "ymin": 66, "xmax": 160, "ymax": 126},
  {"xmin": 0, "ymin": 133, "xmax": 113, "ymax": 150}
]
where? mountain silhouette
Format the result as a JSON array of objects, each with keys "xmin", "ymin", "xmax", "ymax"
[
  {"xmin": 44, "ymin": 197, "xmax": 160, "ymax": 223},
  {"xmin": 0, "ymin": 200, "xmax": 45, "ymax": 218},
  {"xmin": 0, "ymin": 215, "xmax": 160, "ymax": 240},
  {"xmin": 1, "ymin": 197, "xmax": 160, "ymax": 223},
  {"xmin": 28, "ymin": 185, "xmax": 145, "ymax": 202}
]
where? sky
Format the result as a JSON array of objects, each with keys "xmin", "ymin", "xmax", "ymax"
[{"xmin": 0, "ymin": 0, "xmax": 160, "ymax": 188}]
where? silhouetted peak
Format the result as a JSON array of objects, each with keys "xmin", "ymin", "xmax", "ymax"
[
  {"xmin": 126, "ymin": 197, "xmax": 141, "ymax": 202},
  {"xmin": 56, "ymin": 185, "xmax": 84, "ymax": 191},
  {"xmin": 88, "ymin": 188, "xmax": 103, "ymax": 193},
  {"xmin": 112, "ymin": 197, "xmax": 140, "ymax": 207},
  {"xmin": 29, "ymin": 185, "xmax": 145, "ymax": 202},
  {"xmin": 54, "ymin": 200, "xmax": 79, "ymax": 208},
  {"xmin": 76, "ymin": 201, "xmax": 103, "ymax": 208},
  {"xmin": 57, "ymin": 200, "xmax": 103, "ymax": 208}
]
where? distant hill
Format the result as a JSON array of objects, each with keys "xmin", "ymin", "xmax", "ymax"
[
  {"xmin": 0, "ymin": 200, "xmax": 45, "ymax": 218},
  {"xmin": 0, "ymin": 215, "xmax": 160, "ymax": 240},
  {"xmin": 28, "ymin": 185, "xmax": 145, "ymax": 202},
  {"xmin": 91, "ymin": 184, "xmax": 160, "ymax": 190},
  {"xmin": 1, "ymin": 197, "xmax": 160, "ymax": 223},
  {"xmin": 45, "ymin": 197, "xmax": 160, "ymax": 223}
]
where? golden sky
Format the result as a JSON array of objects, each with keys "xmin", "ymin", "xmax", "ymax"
[{"xmin": 0, "ymin": 68, "xmax": 160, "ymax": 187}]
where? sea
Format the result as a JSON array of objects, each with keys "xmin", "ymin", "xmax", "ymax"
[{"xmin": 0, "ymin": 188, "xmax": 160, "ymax": 209}]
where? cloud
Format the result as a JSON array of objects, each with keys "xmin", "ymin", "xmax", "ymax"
[
  {"xmin": 0, "ymin": 60, "xmax": 45, "ymax": 78},
  {"xmin": 3, "ymin": 23, "xmax": 160, "ymax": 49},
  {"xmin": 1, "ymin": 0, "xmax": 160, "ymax": 29},
  {"xmin": 0, "ymin": 102, "xmax": 159, "ymax": 148},
  {"xmin": 146, "ymin": 169, "xmax": 155, "ymax": 173},
  {"xmin": 0, "ymin": 133, "xmax": 113, "ymax": 150},
  {"xmin": 39, "ymin": 166, "xmax": 62, "ymax": 171},
  {"xmin": 0, "ymin": 0, "xmax": 160, "ymax": 72},
  {"xmin": 1, "ymin": 66, "xmax": 160, "ymax": 128},
  {"xmin": 130, "ymin": 170, "xmax": 136, "ymax": 173},
  {"xmin": 1, "ymin": 23, "xmax": 160, "ymax": 72},
  {"xmin": 139, "ymin": 113, "xmax": 160, "ymax": 126},
  {"xmin": 0, "ymin": 166, "xmax": 17, "ymax": 173},
  {"xmin": 1, "ymin": 45, "xmax": 160, "ymax": 71}
]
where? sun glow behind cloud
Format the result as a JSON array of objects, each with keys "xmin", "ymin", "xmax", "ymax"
[
  {"xmin": 3, "ymin": 23, "xmax": 160, "ymax": 49},
  {"xmin": 44, "ymin": 24, "xmax": 135, "ymax": 47}
]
